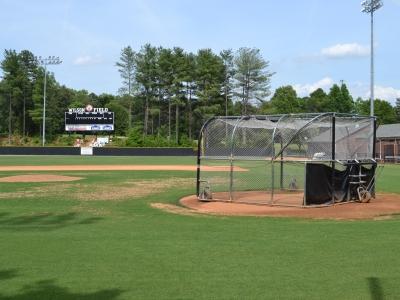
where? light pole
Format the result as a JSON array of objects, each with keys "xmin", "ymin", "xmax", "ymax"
[
  {"xmin": 35, "ymin": 56, "xmax": 62, "ymax": 146},
  {"xmin": 361, "ymin": 0, "xmax": 383, "ymax": 117}
]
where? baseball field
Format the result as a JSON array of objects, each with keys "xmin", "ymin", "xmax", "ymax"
[{"xmin": 1, "ymin": 155, "xmax": 400, "ymax": 299}]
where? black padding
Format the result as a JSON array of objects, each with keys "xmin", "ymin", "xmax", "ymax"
[{"xmin": 305, "ymin": 162, "xmax": 376, "ymax": 205}]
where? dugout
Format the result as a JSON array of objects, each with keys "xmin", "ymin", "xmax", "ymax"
[{"xmin": 196, "ymin": 113, "xmax": 377, "ymax": 207}]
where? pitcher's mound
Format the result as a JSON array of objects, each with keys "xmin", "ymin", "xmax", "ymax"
[
  {"xmin": 180, "ymin": 193, "xmax": 400, "ymax": 220},
  {"xmin": 0, "ymin": 174, "xmax": 84, "ymax": 183}
]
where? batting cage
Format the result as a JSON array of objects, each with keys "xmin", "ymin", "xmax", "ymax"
[{"xmin": 196, "ymin": 113, "xmax": 377, "ymax": 207}]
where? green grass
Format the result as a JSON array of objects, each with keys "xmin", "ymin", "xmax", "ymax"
[{"xmin": 0, "ymin": 156, "xmax": 399, "ymax": 299}]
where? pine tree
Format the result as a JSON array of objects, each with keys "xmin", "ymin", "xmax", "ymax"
[
  {"xmin": 135, "ymin": 44, "xmax": 159, "ymax": 136},
  {"xmin": 116, "ymin": 46, "xmax": 136, "ymax": 126},
  {"xmin": 233, "ymin": 48, "xmax": 275, "ymax": 115},
  {"xmin": 194, "ymin": 49, "xmax": 225, "ymax": 121},
  {"xmin": 182, "ymin": 53, "xmax": 196, "ymax": 139},
  {"xmin": 327, "ymin": 83, "xmax": 354, "ymax": 113},
  {"xmin": 339, "ymin": 82, "xmax": 354, "ymax": 113},
  {"xmin": 220, "ymin": 49, "xmax": 235, "ymax": 117}
]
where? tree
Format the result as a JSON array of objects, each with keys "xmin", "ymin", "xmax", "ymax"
[
  {"xmin": 220, "ymin": 49, "xmax": 235, "ymax": 117},
  {"xmin": 326, "ymin": 84, "xmax": 341, "ymax": 112},
  {"xmin": 372, "ymin": 99, "xmax": 396, "ymax": 124},
  {"xmin": 149, "ymin": 107, "xmax": 160, "ymax": 135},
  {"xmin": 28, "ymin": 68, "xmax": 60, "ymax": 140},
  {"xmin": 195, "ymin": 49, "xmax": 225, "ymax": 121},
  {"xmin": 355, "ymin": 98, "xmax": 397, "ymax": 124},
  {"xmin": 395, "ymin": 98, "xmax": 400, "ymax": 121},
  {"xmin": 1, "ymin": 50, "xmax": 23, "ymax": 137},
  {"xmin": 1, "ymin": 49, "xmax": 40, "ymax": 138},
  {"xmin": 326, "ymin": 83, "xmax": 354, "ymax": 113},
  {"xmin": 0, "ymin": 81, "xmax": 9, "ymax": 134},
  {"xmin": 116, "ymin": 46, "xmax": 136, "ymax": 126},
  {"xmin": 269, "ymin": 85, "xmax": 300, "ymax": 114},
  {"xmin": 171, "ymin": 47, "xmax": 187, "ymax": 143},
  {"xmin": 106, "ymin": 101, "xmax": 130, "ymax": 135},
  {"xmin": 135, "ymin": 44, "xmax": 159, "ymax": 136},
  {"xmin": 306, "ymin": 88, "xmax": 328, "ymax": 112},
  {"xmin": 182, "ymin": 52, "xmax": 196, "ymax": 139},
  {"xmin": 18, "ymin": 50, "xmax": 37, "ymax": 136},
  {"xmin": 172, "ymin": 97, "xmax": 185, "ymax": 143},
  {"xmin": 0, "ymin": 81, "xmax": 13, "ymax": 143},
  {"xmin": 97, "ymin": 93, "xmax": 116, "ymax": 107},
  {"xmin": 233, "ymin": 47, "xmax": 274, "ymax": 115},
  {"xmin": 339, "ymin": 82, "xmax": 354, "ymax": 112},
  {"xmin": 157, "ymin": 47, "xmax": 175, "ymax": 139}
]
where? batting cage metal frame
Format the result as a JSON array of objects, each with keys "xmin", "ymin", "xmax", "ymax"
[{"xmin": 196, "ymin": 113, "xmax": 377, "ymax": 207}]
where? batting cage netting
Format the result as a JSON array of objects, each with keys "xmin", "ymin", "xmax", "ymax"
[{"xmin": 196, "ymin": 113, "xmax": 377, "ymax": 207}]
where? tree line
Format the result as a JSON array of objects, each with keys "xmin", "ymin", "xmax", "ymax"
[
  {"xmin": 115, "ymin": 45, "xmax": 274, "ymax": 145},
  {"xmin": 264, "ymin": 84, "xmax": 398, "ymax": 125},
  {"xmin": 0, "ymin": 46, "xmax": 399, "ymax": 146}
]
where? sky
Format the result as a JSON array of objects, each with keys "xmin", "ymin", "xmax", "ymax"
[{"xmin": 1, "ymin": 0, "xmax": 399, "ymax": 104}]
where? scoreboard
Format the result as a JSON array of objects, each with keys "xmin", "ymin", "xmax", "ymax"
[{"xmin": 65, "ymin": 106, "xmax": 114, "ymax": 132}]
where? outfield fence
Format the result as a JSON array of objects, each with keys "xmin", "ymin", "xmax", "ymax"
[{"xmin": 0, "ymin": 146, "xmax": 195, "ymax": 156}]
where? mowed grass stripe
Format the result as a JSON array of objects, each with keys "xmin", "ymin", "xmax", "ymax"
[{"xmin": 0, "ymin": 156, "xmax": 399, "ymax": 299}]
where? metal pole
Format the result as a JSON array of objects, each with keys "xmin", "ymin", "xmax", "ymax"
[
  {"xmin": 35, "ymin": 56, "xmax": 62, "ymax": 146},
  {"xmin": 196, "ymin": 117, "xmax": 216, "ymax": 197},
  {"xmin": 229, "ymin": 117, "xmax": 244, "ymax": 201},
  {"xmin": 372, "ymin": 118, "xmax": 377, "ymax": 159},
  {"xmin": 303, "ymin": 161, "xmax": 307, "ymax": 206},
  {"xmin": 331, "ymin": 115, "xmax": 336, "ymax": 204},
  {"xmin": 8, "ymin": 92, "xmax": 12, "ymax": 145},
  {"xmin": 42, "ymin": 65, "xmax": 47, "ymax": 146},
  {"xmin": 23, "ymin": 87, "xmax": 26, "ymax": 137},
  {"xmin": 372, "ymin": 118, "xmax": 377, "ymax": 197},
  {"xmin": 362, "ymin": 1, "xmax": 383, "ymax": 116},
  {"xmin": 370, "ymin": 10, "xmax": 374, "ymax": 117},
  {"xmin": 280, "ymin": 138, "xmax": 283, "ymax": 189}
]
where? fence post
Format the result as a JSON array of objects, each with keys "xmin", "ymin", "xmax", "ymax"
[{"xmin": 331, "ymin": 114, "xmax": 336, "ymax": 204}]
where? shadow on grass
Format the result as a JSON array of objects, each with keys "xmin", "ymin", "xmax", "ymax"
[
  {"xmin": 0, "ymin": 279, "xmax": 123, "ymax": 300},
  {"xmin": 0, "ymin": 212, "xmax": 102, "ymax": 231},
  {"xmin": 0, "ymin": 269, "xmax": 18, "ymax": 282},
  {"xmin": 368, "ymin": 277, "xmax": 383, "ymax": 300}
]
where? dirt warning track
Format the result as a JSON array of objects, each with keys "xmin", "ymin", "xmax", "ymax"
[{"xmin": 0, "ymin": 165, "xmax": 247, "ymax": 172}]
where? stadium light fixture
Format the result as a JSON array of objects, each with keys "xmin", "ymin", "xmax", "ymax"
[
  {"xmin": 35, "ymin": 55, "xmax": 62, "ymax": 146},
  {"xmin": 361, "ymin": 0, "xmax": 383, "ymax": 117}
]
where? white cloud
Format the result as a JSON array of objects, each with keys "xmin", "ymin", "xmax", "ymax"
[
  {"xmin": 338, "ymin": 82, "xmax": 400, "ymax": 104},
  {"xmin": 73, "ymin": 55, "xmax": 103, "ymax": 66},
  {"xmin": 369, "ymin": 85, "xmax": 400, "ymax": 103},
  {"xmin": 293, "ymin": 77, "xmax": 334, "ymax": 96},
  {"xmin": 321, "ymin": 43, "xmax": 370, "ymax": 58},
  {"xmin": 293, "ymin": 79, "xmax": 400, "ymax": 104}
]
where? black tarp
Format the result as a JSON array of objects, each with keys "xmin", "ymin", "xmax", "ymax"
[{"xmin": 305, "ymin": 162, "xmax": 376, "ymax": 205}]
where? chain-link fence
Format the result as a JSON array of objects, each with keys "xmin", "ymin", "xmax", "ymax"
[
  {"xmin": 197, "ymin": 113, "xmax": 376, "ymax": 207},
  {"xmin": 376, "ymin": 139, "xmax": 400, "ymax": 162}
]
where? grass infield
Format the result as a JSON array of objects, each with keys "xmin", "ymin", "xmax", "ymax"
[{"xmin": 0, "ymin": 156, "xmax": 399, "ymax": 299}]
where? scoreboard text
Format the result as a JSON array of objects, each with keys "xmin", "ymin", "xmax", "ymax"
[{"xmin": 65, "ymin": 106, "xmax": 114, "ymax": 132}]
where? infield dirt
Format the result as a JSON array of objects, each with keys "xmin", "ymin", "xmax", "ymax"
[
  {"xmin": 0, "ymin": 174, "xmax": 83, "ymax": 182},
  {"xmin": 0, "ymin": 165, "xmax": 246, "ymax": 172},
  {"xmin": 179, "ymin": 192, "xmax": 400, "ymax": 220}
]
